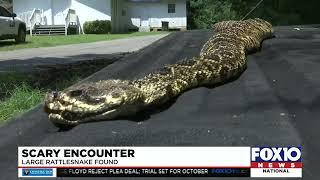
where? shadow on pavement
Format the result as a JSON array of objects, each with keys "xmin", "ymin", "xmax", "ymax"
[
  {"xmin": 0, "ymin": 53, "xmax": 129, "ymax": 99},
  {"xmin": 0, "ymin": 53, "xmax": 129, "ymax": 72}
]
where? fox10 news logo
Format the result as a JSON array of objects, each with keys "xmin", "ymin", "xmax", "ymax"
[{"xmin": 250, "ymin": 147, "xmax": 302, "ymax": 177}]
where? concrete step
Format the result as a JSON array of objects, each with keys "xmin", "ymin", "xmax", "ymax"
[
  {"xmin": 31, "ymin": 25, "xmax": 80, "ymax": 36},
  {"xmin": 32, "ymin": 33, "xmax": 65, "ymax": 36},
  {"xmin": 33, "ymin": 30, "xmax": 65, "ymax": 33},
  {"xmin": 33, "ymin": 25, "xmax": 66, "ymax": 36},
  {"xmin": 33, "ymin": 29, "xmax": 66, "ymax": 33},
  {"xmin": 37, "ymin": 25, "xmax": 65, "ymax": 28},
  {"xmin": 36, "ymin": 28, "xmax": 65, "ymax": 31},
  {"xmin": 33, "ymin": 30, "xmax": 65, "ymax": 34}
]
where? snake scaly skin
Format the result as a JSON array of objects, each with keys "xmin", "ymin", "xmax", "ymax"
[{"xmin": 44, "ymin": 18, "xmax": 273, "ymax": 127}]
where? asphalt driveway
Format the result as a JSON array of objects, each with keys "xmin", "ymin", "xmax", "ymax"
[
  {"xmin": 0, "ymin": 34, "xmax": 168, "ymax": 61},
  {"xmin": 0, "ymin": 28, "xmax": 319, "ymax": 179},
  {"xmin": 0, "ymin": 34, "xmax": 167, "ymax": 72}
]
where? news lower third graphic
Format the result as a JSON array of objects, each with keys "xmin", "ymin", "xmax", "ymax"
[
  {"xmin": 251, "ymin": 147, "xmax": 302, "ymax": 177},
  {"xmin": 17, "ymin": 146, "xmax": 302, "ymax": 178}
]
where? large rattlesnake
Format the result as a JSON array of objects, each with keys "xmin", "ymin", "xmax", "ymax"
[{"xmin": 44, "ymin": 18, "xmax": 273, "ymax": 127}]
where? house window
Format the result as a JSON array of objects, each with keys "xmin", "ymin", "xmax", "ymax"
[{"xmin": 168, "ymin": 4, "xmax": 175, "ymax": 13}]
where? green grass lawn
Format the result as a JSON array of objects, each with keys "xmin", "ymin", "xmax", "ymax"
[
  {"xmin": 0, "ymin": 31, "xmax": 168, "ymax": 51},
  {"xmin": 0, "ymin": 72, "xmax": 81, "ymax": 125},
  {"xmin": 0, "ymin": 84, "xmax": 44, "ymax": 123}
]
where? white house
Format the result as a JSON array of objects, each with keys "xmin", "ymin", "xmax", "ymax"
[{"xmin": 13, "ymin": 0, "xmax": 187, "ymax": 34}]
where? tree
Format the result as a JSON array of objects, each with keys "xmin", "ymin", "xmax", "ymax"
[
  {"xmin": 187, "ymin": 0, "xmax": 320, "ymax": 29},
  {"xmin": 188, "ymin": 0, "xmax": 238, "ymax": 29}
]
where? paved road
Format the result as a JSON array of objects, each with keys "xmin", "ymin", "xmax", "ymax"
[
  {"xmin": 0, "ymin": 28, "xmax": 319, "ymax": 179},
  {"xmin": 0, "ymin": 34, "xmax": 167, "ymax": 72},
  {"xmin": 0, "ymin": 34, "xmax": 168, "ymax": 61}
]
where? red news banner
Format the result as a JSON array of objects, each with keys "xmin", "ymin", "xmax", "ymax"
[
  {"xmin": 18, "ymin": 146, "xmax": 302, "ymax": 178},
  {"xmin": 251, "ymin": 162, "xmax": 302, "ymax": 168}
]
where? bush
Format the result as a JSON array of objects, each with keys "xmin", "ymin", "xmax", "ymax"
[{"xmin": 83, "ymin": 20, "xmax": 111, "ymax": 34}]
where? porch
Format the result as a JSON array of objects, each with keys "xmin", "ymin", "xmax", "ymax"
[
  {"xmin": 19, "ymin": 8, "xmax": 79, "ymax": 36},
  {"xmin": 13, "ymin": 0, "xmax": 114, "ymax": 36}
]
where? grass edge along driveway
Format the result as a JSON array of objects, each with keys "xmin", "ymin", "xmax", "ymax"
[
  {"xmin": 0, "ymin": 73, "xmax": 81, "ymax": 125},
  {"xmin": 0, "ymin": 31, "xmax": 169, "ymax": 51}
]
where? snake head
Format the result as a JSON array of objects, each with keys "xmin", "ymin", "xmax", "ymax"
[{"xmin": 44, "ymin": 80, "xmax": 145, "ymax": 127}]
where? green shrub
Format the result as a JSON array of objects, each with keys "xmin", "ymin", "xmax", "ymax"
[{"xmin": 83, "ymin": 20, "xmax": 112, "ymax": 34}]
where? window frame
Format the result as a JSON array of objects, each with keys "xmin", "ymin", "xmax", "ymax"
[{"xmin": 168, "ymin": 4, "xmax": 176, "ymax": 14}]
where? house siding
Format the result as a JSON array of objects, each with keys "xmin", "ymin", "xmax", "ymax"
[
  {"xmin": 126, "ymin": 0, "xmax": 187, "ymax": 30},
  {"xmin": 70, "ymin": 0, "xmax": 111, "ymax": 29},
  {"xmin": 13, "ymin": 0, "xmax": 111, "ymax": 28},
  {"xmin": 13, "ymin": 0, "xmax": 187, "ymax": 33},
  {"xmin": 52, "ymin": 0, "xmax": 71, "ymax": 25}
]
